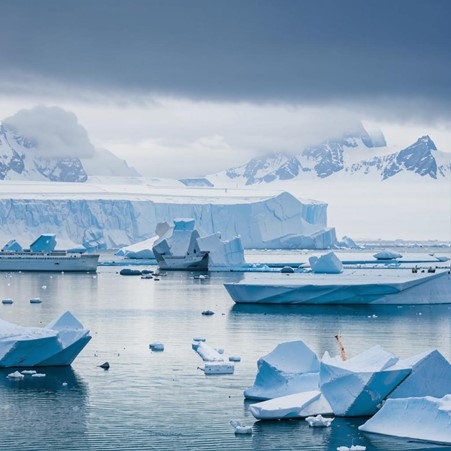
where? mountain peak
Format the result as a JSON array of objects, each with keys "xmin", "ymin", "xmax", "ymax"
[{"xmin": 415, "ymin": 135, "xmax": 437, "ymax": 151}]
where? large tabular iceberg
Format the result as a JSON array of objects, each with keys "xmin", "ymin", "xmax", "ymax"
[
  {"xmin": 0, "ymin": 311, "xmax": 91, "ymax": 367},
  {"xmin": 0, "ymin": 182, "xmax": 337, "ymax": 250}
]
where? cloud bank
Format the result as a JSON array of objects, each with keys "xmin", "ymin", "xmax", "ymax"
[
  {"xmin": 4, "ymin": 105, "xmax": 96, "ymax": 159},
  {"xmin": 0, "ymin": 1, "xmax": 450, "ymax": 122}
]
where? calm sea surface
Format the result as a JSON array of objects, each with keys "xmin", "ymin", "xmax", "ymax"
[{"xmin": 0, "ymin": 249, "xmax": 450, "ymax": 451}]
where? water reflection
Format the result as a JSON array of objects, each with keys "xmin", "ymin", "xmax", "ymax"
[
  {"xmin": 229, "ymin": 303, "xmax": 451, "ymax": 360},
  {"xmin": 0, "ymin": 367, "xmax": 89, "ymax": 449}
]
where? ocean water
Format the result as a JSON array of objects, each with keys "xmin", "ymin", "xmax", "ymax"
[{"xmin": 0, "ymin": 250, "xmax": 450, "ymax": 451}]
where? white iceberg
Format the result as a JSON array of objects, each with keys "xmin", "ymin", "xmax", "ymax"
[
  {"xmin": 359, "ymin": 395, "xmax": 451, "ymax": 445},
  {"xmin": 320, "ymin": 345, "xmax": 411, "ymax": 416},
  {"xmin": 244, "ymin": 340, "xmax": 320, "ymax": 400},
  {"xmin": 388, "ymin": 348, "xmax": 451, "ymax": 399},
  {"xmin": 0, "ymin": 311, "xmax": 91, "ymax": 367},
  {"xmin": 249, "ymin": 391, "xmax": 333, "ymax": 420},
  {"xmin": 152, "ymin": 218, "xmax": 246, "ymax": 271},
  {"xmin": 204, "ymin": 362, "xmax": 235, "ymax": 375},
  {"xmin": 116, "ymin": 235, "xmax": 158, "ymax": 259},
  {"xmin": 373, "ymin": 250, "xmax": 402, "ymax": 260},
  {"xmin": 305, "ymin": 414, "xmax": 334, "ymax": 427},
  {"xmin": 230, "ymin": 420, "xmax": 253, "ymax": 435},
  {"xmin": 195, "ymin": 341, "xmax": 224, "ymax": 362},
  {"xmin": 309, "ymin": 252, "xmax": 343, "ymax": 274}
]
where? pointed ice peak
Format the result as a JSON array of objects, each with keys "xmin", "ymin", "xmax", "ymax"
[{"xmin": 415, "ymin": 135, "xmax": 437, "ymax": 151}]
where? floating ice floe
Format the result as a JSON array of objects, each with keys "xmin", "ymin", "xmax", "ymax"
[
  {"xmin": 204, "ymin": 362, "xmax": 235, "ymax": 375},
  {"xmin": 7, "ymin": 371, "xmax": 24, "ymax": 379},
  {"xmin": 230, "ymin": 420, "xmax": 253, "ymax": 435},
  {"xmin": 194, "ymin": 341, "xmax": 235, "ymax": 374},
  {"xmin": 149, "ymin": 342, "xmax": 165, "ymax": 352},
  {"xmin": 309, "ymin": 251, "xmax": 343, "ymax": 274},
  {"xmin": 249, "ymin": 391, "xmax": 332, "ymax": 420},
  {"xmin": 373, "ymin": 250, "xmax": 402, "ymax": 260},
  {"xmin": 358, "ymin": 395, "xmax": 451, "ymax": 445},
  {"xmin": 195, "ymin": 341, "xmax": 225, "ymax": 362},
  {"xmin": 337, "ymin": 446, "xmax": 366, "ymax": 451},
  {"xmin": 0, "ymin": 311, "xmax": 91, "ymax": 367},
  {"xmin": 244, "ymin": 340, "xmax": 320, "ymax": 400},
  {"xmin": 305, "ymin": 414, "xmax": 334, "ymax": 427}
]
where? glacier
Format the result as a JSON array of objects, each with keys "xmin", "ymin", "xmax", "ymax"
[{"xmin": 0, "ymin": 181, "xmax": 337, "ymax": 251}]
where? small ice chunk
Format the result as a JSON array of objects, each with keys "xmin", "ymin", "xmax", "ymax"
[
  {"xmin": 7, "ymin": 371, "xmax": 24, "ymax": 379},
  {"xmin": 229, "ymin": 356, "xmax": 241, "ymax": 362},
  {"xmin": 204, "ymin": 362, "xmax": 235, "ymax": 375},
  {"xmin": 149, "ymin": 342, "xmax": 164, "ymax": 351},
  {"xmin": 305, "ymin": 414, "xmax": 334, "ymax": 427},
  {"xmin": 230, "ymin": 420, "xmax": 253, "ymax": 435}
]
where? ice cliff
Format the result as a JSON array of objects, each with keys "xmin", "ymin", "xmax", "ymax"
[{"xmin": 0, "ymin": 185, "xmax": 337, "ymax": 251}]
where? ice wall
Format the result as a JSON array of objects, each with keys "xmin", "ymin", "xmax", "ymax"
[{"xmin": 0, "ymin": 191, "xmax": 336, "ymax": 251}]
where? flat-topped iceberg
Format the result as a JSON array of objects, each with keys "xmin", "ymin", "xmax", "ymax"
[
  {"xmin": 249, "ymin": 391, "xmax": 333, "ymax": 420},
  {"xmin": 359, "ymin": 395, "xmax": 451, "ymax": 445},
  {"xmin": 0, "ymin": 311, "xmax": 91, "ymax": 367}
]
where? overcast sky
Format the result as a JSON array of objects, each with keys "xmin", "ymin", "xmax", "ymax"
[{"xmin": 0, "ymin": 0, "xmax": 450, "ymax": 177}]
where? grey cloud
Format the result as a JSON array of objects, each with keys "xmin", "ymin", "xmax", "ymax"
[
  {"xmin": 4, "ymin": 105, "xmax": 96, "ymax": 158},
  {"xmin": 0, "ymin": 0, "xmax": 450, "ymax": 120}
]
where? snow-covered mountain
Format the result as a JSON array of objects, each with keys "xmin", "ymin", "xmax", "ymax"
[
  {"xmin": 202, "ymin": 128, "xmax": 451, "ymax": 186},
  {"xmin": 0, "ymin": 123, "xmax": 139, "ymax": 181}
]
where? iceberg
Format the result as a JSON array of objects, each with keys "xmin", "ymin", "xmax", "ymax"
[
  {"xmin": 0, "ymin": 311, "xmax": 91, "ymax": 367},
  {"xmin": 0, "ymin": 182, "xmax": 337, "ymax": 251},
  {"xmin": 116, "ymin": 235, "xmax": 158, "ymax": 259},
  {"xmin": 244, "ymin": 340, "xmax": 320, "ymax": 400},
  {"xmin": 193, "ymin": 341, "xmax": 236, "ymax": 374},
  {"xmin": 224, "ymin": 267, "xmax": 451, "ymax": 305},
  {"xmin": 308, "ymin": 251, "xmax": 343, "ymax": 273},
  {"xmin": 319, "ymin": 345, "xmax": 411, "ymax": 416},
  {"xmin": 245, "ymin": 341, "xmax": 412, "ymax": 420},
  {"xmin": 249, "ymin": 391, "xmax": 333, "ymax": 420},
  {"xmin": 387, "ymin": 348, "xmax": 451, "ymax": 399},
  {"xmin": 152, "ymin": 218, "xmax": 246, "ymax": 271},
  {"xmin": 359, "ymin": 395, "xmax": 451, "ymax": 445},
  {"xmin": 305, "ymin": 414, "xmax": 334, "ymax": 427}
]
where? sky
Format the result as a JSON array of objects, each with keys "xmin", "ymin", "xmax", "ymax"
[{"xmin": 0, "ymin": 0, "xmax": 450, "ymax": 178}]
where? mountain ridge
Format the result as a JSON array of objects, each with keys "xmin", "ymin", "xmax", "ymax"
[
  {"xmin": 0, "ymin": 122, "xmax": 138, "ymax": 182},
  {"xmin": 200, "ymin": 132, "xmax": 451, "ymax": 187}
]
